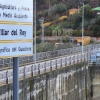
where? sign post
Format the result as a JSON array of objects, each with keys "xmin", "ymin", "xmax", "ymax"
[
  {"xmin": 13, "ymin": 57, "xmax": 19, "ymax": 100},
  {"xmin": 0, "ymin": 0, "xmax": 33, "ymax": 100}
]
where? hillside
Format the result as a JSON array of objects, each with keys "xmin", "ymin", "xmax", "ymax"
[
  {"xmin": 36, "ymin": 0, "xmax": 99, "ymax": 10},
  {"xmin": 36, "ymin": 0, "xmax": 100, "ymax": 38}
]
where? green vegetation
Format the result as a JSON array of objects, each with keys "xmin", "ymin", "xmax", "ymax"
[
  {"xmin": 35, "ymin": 0, "xmax": 100, "ymax": 52},
  {"xmin": 36, "ymin": 42, "xmax": 73, "ymax": 53}
]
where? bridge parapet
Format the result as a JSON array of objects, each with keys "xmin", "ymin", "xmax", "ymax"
[{"xmin": 0, "ymin": 50, "xmax": 92, "ymax": 86}]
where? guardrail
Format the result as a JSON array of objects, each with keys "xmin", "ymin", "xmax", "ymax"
[
  {"xmin": 88, "ymin": 59, "xmax": 100, "ymax": 66},
  {"xmin": 0, "ymin": 50, "xmax": 92, "ymax": 86},
  {"xmin": 0, "ymin": 44, "xmax": 99, "ymax": 69}
]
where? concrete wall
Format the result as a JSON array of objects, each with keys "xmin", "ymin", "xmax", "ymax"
[
  {"xmin": 90, "ymin": 66, "xmax": 100, "ymax": 100},
  {"xmin": 0, "ymin": 62, "xmax": 90, "ymax": 100}
]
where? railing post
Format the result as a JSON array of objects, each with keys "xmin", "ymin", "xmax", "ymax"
[
  {"xmin": 3, "ymin": 59, "xmax": 4, "ymax": 68},
  {"xmin": 10, "ymin": 58, "xmax": 12, "ymax": 67},
  {"xmin": 6, "ymin": 70, "xmax": 8, "ymax": 84},
  {"xmin": 31, "ymin": 65, "xmax": 33, "ymax": 76},
  {"xmin": 24, "ymin": 67, "xmax": 26, "ymax": 79}
]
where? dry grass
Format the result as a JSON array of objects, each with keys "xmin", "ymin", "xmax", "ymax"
[{"xmin": 58, "ymin": 16, "xmax": 67, "ymax": 21}]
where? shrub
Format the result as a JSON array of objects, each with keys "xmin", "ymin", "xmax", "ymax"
[
  {"xmin": 54, "ymin": 43, "xmax": 73, "ymax": 50},
  {"xmin": 44, "ymin": 29, "xmax": 52, "ymax": 36},
  {"xmin": 73, "ymin": 30, "xmax": 82, "ymax": 36},
  {"xmin": 62, "ymin": 36, "xmax": 70, "ymax": 43},
  {"xmin": 36, "ymin": 30, "xmax": 41, "ymax": 36},
  {"xmin": 36, "ymin": 42, "xmax": 55, "ymax": 52},
  {"xmin": 37, "ymin": 11, "xmax": 43, "ymax": 18},
  {"xmin": 36, "ymin": 37, "xmax": 41, "ymax": 44}
]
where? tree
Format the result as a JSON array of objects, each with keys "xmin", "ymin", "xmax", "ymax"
[
  {"xmin": 48, "ymin": 3, "xmax": 67, "ymax": 17},
  {"xmin": 69, "ymin": 13, "xmax": 81, "ymax": 29},
  {"xmin": 93, "ymin": 25, "xmax": 100, "ymax": 37},
  {"xmin": 79, "ymin": 4, "xmax": 92, "ymax": 19},
  {"xmin": 84, "ymin": 20, "xmax": 90, "ymax": 29},
  {"xmin": 83, "ymin": 0, "xmax": 90, "ymax": 4},
  {"xmin": 45, "ymin": 0, "xmax": 57, "ymax": 7},
  {"xmin": 95, "ymin": 15, "xmax": 100, "ymax": 25},
  {"xmin": 56, "ymin": 3, "xmax": 67, "ymax": 14},
  {"xmin": 66, "ymin": 0, "xmax": 73, "ymax": 9},
  {"xmin": 48, "ymin": 4, "xmax": 58, "ymax": 17},
  {"xmin": 36, "ymin": 20, "xmax": 41, "ymax": 31}
]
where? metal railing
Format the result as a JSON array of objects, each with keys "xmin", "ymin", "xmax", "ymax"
[
  {"xmin": 88, "ymin": 59, "xmax": 100, "ymax": 66},
  {"xmin": 0, "ymin": 44, "xmax": 99, "ymax": 69}
]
